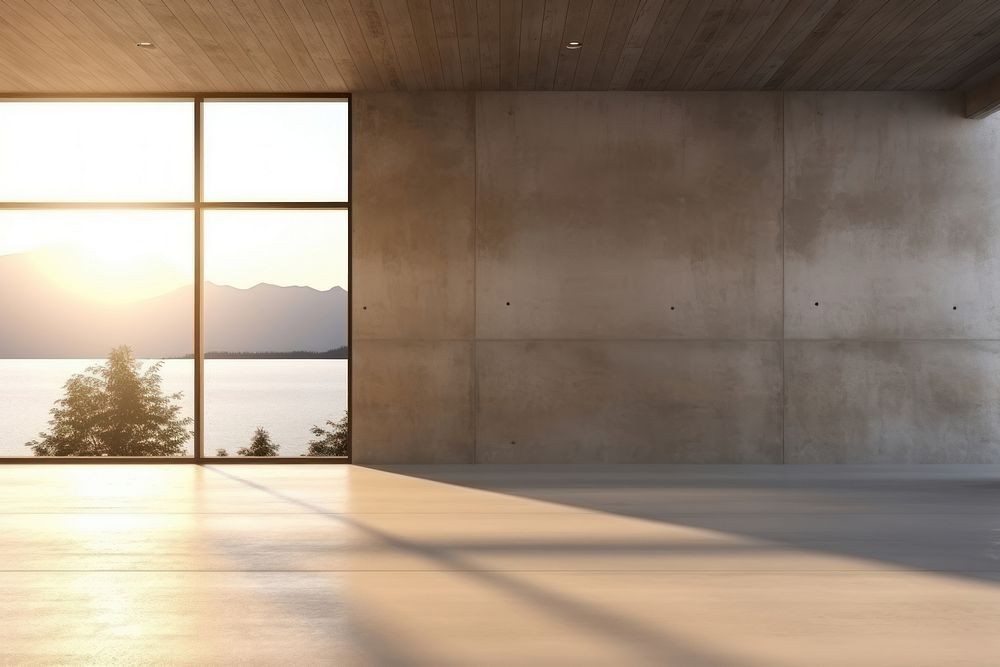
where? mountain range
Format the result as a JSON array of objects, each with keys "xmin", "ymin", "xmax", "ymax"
[{"xmin": 0, "ymin": 251, "xmax": 348, "ymax": 358}]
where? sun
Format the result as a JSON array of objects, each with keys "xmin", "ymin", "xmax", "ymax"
[{"xmin": 3, "ymin": 210, "xmax": 194, "ymax": 305}]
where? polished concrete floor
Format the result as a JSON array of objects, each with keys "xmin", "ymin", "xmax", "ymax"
[{"xmin": 1, "ymin": 464, "xmax": 998, "ymax": 666}]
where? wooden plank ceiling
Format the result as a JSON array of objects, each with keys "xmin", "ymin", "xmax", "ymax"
[{"xmin": 1, "ymin": 0, "xmax": 999, "ymax": 93}]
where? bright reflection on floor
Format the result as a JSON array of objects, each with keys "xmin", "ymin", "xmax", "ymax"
[{"xmin": 1, "ymin": 464, "xmax": 998, "ymax": 665}]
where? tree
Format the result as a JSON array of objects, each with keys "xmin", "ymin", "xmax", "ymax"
[
  {"xmin": 307, "ymin": 412, "xmax": 349, "ymax": 456},
  {"xmin": 238, "ymin": 427, "xmax": 279, "ymax": 456},
  {"xmin": 28, "ymin": 346, "xmax": 191, "ymax": 456},
  {"xmin": 216, "ymin": 448, "xmax": 229, "ymax": 457}
]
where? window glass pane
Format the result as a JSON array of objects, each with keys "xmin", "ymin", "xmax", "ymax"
[
  {"xmin": 203, "ymin": 100, "xmax": 348, "ymax": 202},
  {"xmin": 204, "ymin": 210, "xmax": 348, "ymax": 457},
  {"xmin": 0, "ymin": 210, "xmax": 194, "ymax": 457},
  {"xmin": 0, "ymin": 101, "xmax": 193, "ymax": 202}
]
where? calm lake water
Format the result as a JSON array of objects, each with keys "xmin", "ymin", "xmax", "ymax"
[{"xmin": 0, "ymin": 359, "xmax": 348, "ymax": 457}]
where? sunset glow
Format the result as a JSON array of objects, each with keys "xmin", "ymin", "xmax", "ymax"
[
  {"xmin": 0, "ymin": 209, "xmax": 348, "ymax": 304},
  {"xmin": 0, "ymin": 99, "xmax": 348, "ymax": 305},
  {"xmin": 0, "ymin": 210, "xmax": 192, "ymax": 304},
  {"xmin": 204, "ymin": 210, "xmax": 348, "ymax": 291}
]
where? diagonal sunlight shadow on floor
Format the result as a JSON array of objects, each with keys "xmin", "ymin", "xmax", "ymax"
[
  {"xmin": 204, "ymin": 465, "xmax": 764, "ymax": 667},
  {"xmin": 368, "ymin": 464, "xmax": 1000, "ymax": 585}
]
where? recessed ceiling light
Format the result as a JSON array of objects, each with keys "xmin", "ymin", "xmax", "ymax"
[
  {"xmin": 565, "ymin": 41, "xmax": 583, "ymax": 50},
  {"xmin": 135, "ymin": 41, "xmax": 155, "ymax": 49}
]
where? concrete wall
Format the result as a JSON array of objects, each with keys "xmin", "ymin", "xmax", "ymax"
[
  {"xmin": 352, "ymin": 91, "xmax": 1000, "ymax": 464},
  {"xmin": 785, "ymin": 93, "xmax": 1000, "ymax": 463},
  {"xmin": 351, "ymin": 93, "xmax": 477, "ymax": 463}
]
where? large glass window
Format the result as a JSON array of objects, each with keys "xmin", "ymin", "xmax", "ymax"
[
  {"xmin": 0, "ymin": 101, "xmax": 193, "ymax": 202},
  {"xmin": 204, "ymin": 210, "xmax": 349, "ymax": 458},
  {"xmin": 203, "ymin": 100, "xmax": 348, "ymax": 202},
  {"xmin": 0, "ymin": 97, "xmax": 349, "ymax": 461},
  {"xmin": 0, "ymin": 210, "xmax": 194, "ymax": 457}
]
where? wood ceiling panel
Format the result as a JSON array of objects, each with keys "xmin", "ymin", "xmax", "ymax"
[
  {"xmin": 263, "ymin": 0, "xmax": 340, "ymax": 89},
  {"xmin": 429, "ymin": 0, "xmax": 463, "ymax": 89},
  {"xmin": 684, "ymin": 0, "xmax": 761, "ymax": 90},
  {"xmin": 822, "ymin": 0, "xmax": 932, "ymax": 89},
  {"xmin": 141, "ymin": 0, "xmax": 240, "ymax": 89},
  {"xmin": 610, "ymin": 0, "xmax": 664, "ymax": 89},
  {"xmin": 380, "ymin": 0, "xmax": 427, "ymax": 88},
  {"xmin": 705, "ymin": 0, "xmax": 787, "ymax": 88},
  {"xmin": 405, "ymin": 0, "xmax": 443, "ymax": 88},
  {"xmin": 950, "ymin": 37, "xmax": 1000, "ymax": 90},
  {"xmin": 869, "ymin": 0, "xmax": 994, "ymax": 89},
  {"xmin": 88, "ymin": 0, "xmax": 194, "ymax": 88},
  {"xmin": 177, "ymin": 0, "xmax": 262, "ymax": 88},
  {"xmin": 325, "ymin": 0, "xmax": 383, "ymax": 88},
  {"xmin": 351, "ymin": 0, "xmax": 405, "ymax": 89},
  {"xmin": 476, "ymin": 0, "xmax": 500, "ymax": 89},
  {"xmin": 54, "ymin": 0, "xmax": 166, "ymax": 89},
  {"xmin": 453, "ymin": 0, "xmax": 480, "ymax": 89},
  {"xmin": 570, "ymin": 0, "xmax": 612, "ymax": 89},
  {"xmin": 744, "ymin": 0, "xmax": 840, "ymax": 90},
  {"xmin": 666, "ymin": 0, "xmax": 736, "ymax": 89},
  {"xmin": 1, "ymin": 1, "xmax": 107, "ymax": 91},
  {"xmin": 535, "ymin": 0, "xmax": 569, "ymax": 91},
  {"xmin": 627, "ymin": 0, "xmax": 689, "ymax": 89},
  {"xmin": 515, "ymin": 0, "xmax": 544, "ymax": 89},
  {"xmin": 804, "ymin": 0, "xmax": 905, "ymax": 89},
  {"xmin": 300, "ymin": 0, "xmax": 367, "ymax": 89},
  {"xmin": 0, "ymin": 0, "xmax": 998, "ymax": 93},
  {"xmin": 901, "ymin": 1, "xmax": 1000, "ymax": 89},
  {"xmin": 771, "ymin": 0, "xmax": 880, "ymax": 90},
  {"xmin": 849, "ymin": 1, "xmax": 962, "ymax": 88},
  {"xmin": 184, "ymin": 0, "xmax": 263, "ymax": 88},
  {"xmin": 0, "ymin": 7, "xmax": 86, "ymax": 91},
  {"xmin": 552, "ymin": 0, "xmax": 590, "ymax": 90},
  {"xmin": 282, "ymin": 0, "xmax": 351, "ymax": 89},
  {"xmin": 497, "ymin": 0, "xmax": 521, "ymax": 88},
  {"xmin": 589, "ymin": 0, "xmax": 641, "ymax": 90},
  {"xmin": 646, "ymin": 1, "xmax": 713, "ymax": 89},
  {"xmin": 195, "ymin": 0, "xmax": 283, "ymax": 90}
]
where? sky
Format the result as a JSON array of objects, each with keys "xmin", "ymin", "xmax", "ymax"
[
  {"xmin": 0, "ymin": 100, "xmax": 348, "ymax": 304},
  {"xmin": 0, "ymin": 210, "xmax": 348, "ymax": 304}
]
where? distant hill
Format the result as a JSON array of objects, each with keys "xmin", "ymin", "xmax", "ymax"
[{"xmin": 0, "ymin": 251, "xmax": 348, "ymax": 358}]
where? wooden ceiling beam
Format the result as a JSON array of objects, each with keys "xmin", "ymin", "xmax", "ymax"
[{"xmin": 965, "ymin": 71, "xmax": 1000, "ymax": 118}]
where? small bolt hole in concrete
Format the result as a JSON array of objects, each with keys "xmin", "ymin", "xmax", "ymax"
[
  {"xmin": 506, "ymin": 302, "xmax": 510, "ymax": 306},
  {"xmin": 814, "ymin": 302, "xmax": 819, "ymax": 307},
  {"xmin": 953, "ymin": 306, "xmax": 957, "ymax": 311},
  {"xmin": 670, "ymin": 306, "xmax": 675, "ymax": 311}
]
